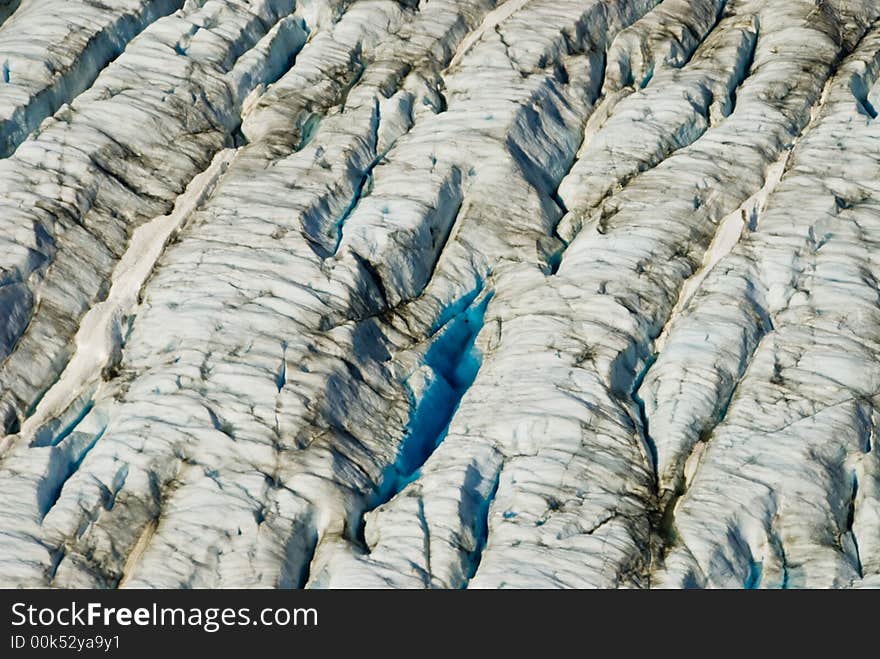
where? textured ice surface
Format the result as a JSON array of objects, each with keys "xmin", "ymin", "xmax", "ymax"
[{"xmin": 0, "ymin": 0, "xmax": 879, "ymax": 589}]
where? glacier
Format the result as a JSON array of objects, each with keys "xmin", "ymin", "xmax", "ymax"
[{"xmin": 0, "ymin": 0, "xmax": 878, "ymax": 589}]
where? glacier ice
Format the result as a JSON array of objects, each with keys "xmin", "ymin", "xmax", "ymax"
[{"xmin": 0, "ymin": 0, "xmax": 878, "ymax": 589}]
